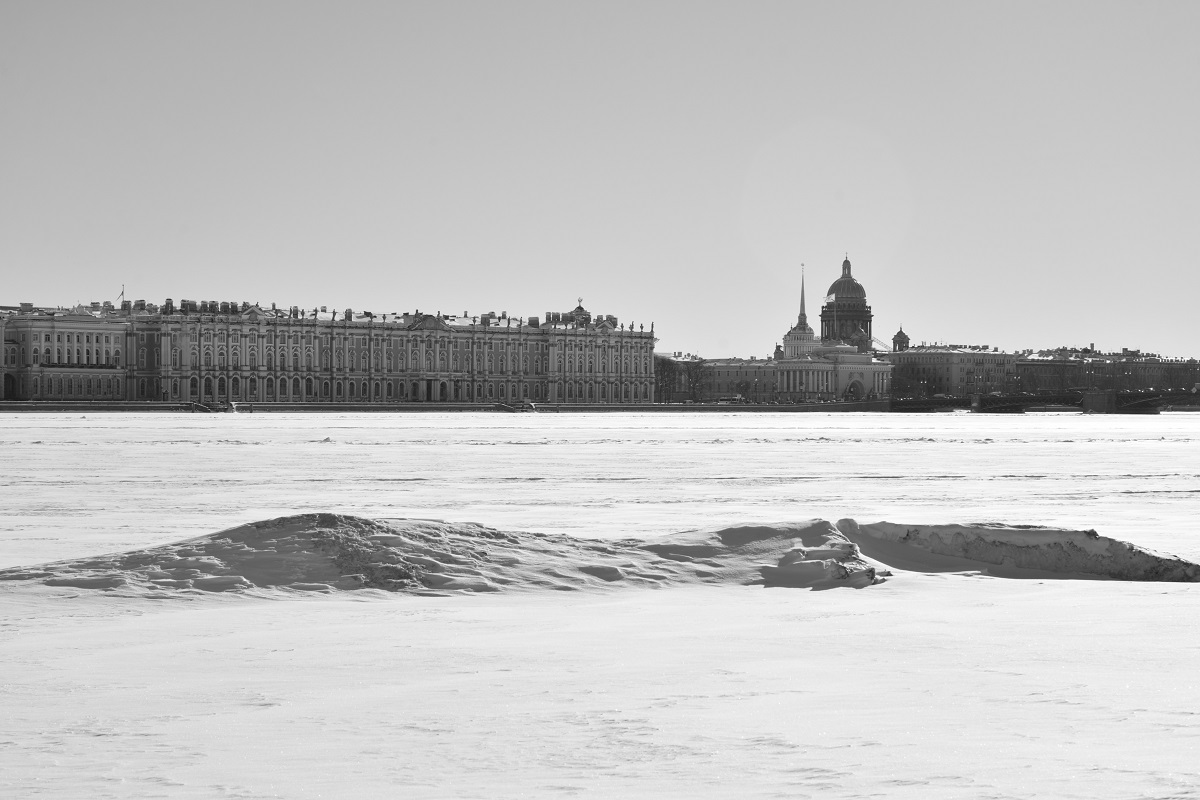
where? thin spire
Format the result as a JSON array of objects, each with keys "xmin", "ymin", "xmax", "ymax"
[{"xmin": 798, "ymin": 264, "xmax": 808, "ymax": 328}]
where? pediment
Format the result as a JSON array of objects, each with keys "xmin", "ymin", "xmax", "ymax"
[{"xmin": 407, "ymin": 314, "xmax": 453, "ymax": 332}]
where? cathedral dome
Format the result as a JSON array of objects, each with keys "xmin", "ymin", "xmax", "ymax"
[{"xmin": 826, "ymin": 258, "xmax": 866, "ymax": 301}]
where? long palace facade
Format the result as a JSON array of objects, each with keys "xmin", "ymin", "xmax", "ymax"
[{"xmin": 0, "ymin": 299, "xmax": 657, "ymax": 404}]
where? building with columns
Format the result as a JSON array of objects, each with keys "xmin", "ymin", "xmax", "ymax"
[
  {"xmin": 820, "ymin": 257, "xmax": 874, "ymax": 352},
  {"xmin": 667, "ymin": 256, "xmax": 892, "ymax": 402},
  {"xmin": 0, "ymin": 298, "xmax": 657, "ymax": 405},
  {"xmin": 772, "ymin": 260, "xmax": 892, "ymax": 401}
]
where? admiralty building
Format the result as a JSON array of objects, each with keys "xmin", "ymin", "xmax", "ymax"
[{"xmin": 0, "ymin": 298, "xmax": 657, "ymax": 405}]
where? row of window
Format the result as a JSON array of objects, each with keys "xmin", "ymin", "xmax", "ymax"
[
  {"xmin": 23, "ymin": 332, "xmax": 116, "ymax": 345},
  {"xmin": 186, "ymin": 328, "xmax": 648, "ymax": 354},
  {"xmin": 183, "ymin": 376, "xmax": 652, "ymax": 402},
  {"xmin": 30, "ymin": 375, "xmax": 121, "ymax": 397},
  {"xmin": 29, "ymin": 348, "xmax": 122, "ymax": 366},
  {"xmin": 159, "ymin": 348, "xmax": 652, "ymax": 374}
]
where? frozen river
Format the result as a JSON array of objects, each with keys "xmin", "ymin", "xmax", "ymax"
[
  {"xmin": 2, "ymin": 410, "xmax": 1198, "ymax": 566},
  {"xmin": 2, "ymin": 411, "xmax": 1199, "ymax": 799}
]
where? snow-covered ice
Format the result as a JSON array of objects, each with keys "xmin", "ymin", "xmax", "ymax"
[{"xmin": 2, "ymin": 411, "xmax": 1199, "ymax": 798}]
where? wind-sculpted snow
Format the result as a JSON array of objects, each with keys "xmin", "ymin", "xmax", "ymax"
[
  {"xmin": 3, "ymin": 514, "xmax": 1197, "ymax": 597},
  {"xmin": 0, "ymin": 514, "xmax": 882, "ymax": 595},
  {"xmin": 840, "ymin": 520, "xmax": 1200, "ymax": 581}
]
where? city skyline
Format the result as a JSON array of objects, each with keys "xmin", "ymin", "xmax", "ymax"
[{"xmin": 3, "ymin": 2, "xmax": 1198, "ymax": 358}]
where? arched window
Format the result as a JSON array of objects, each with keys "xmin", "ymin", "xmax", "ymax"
[
  {"xmin": 203, "ymin": 351, "xmax": 212, "ymax": 367},
  {"xmin": 171, "ymin": 349, "xmax": 179, "ymax": 368},
  {"xmin": 231, "ymin": 350, "xmax": 239, "ymax": 368},
  {"xmin": 348, "ymin": 381, "xmax": 356, "ymax": 398},
  {"xmin": 439, "ymin": 352, "xmax": 446, "ymax": 371},
  {"xmin": 305, "ymin": 377, "xmax": 313, "ymax": 396},
  {"xmin": 189, "ymin": 377, "xmax": 198, "ymax": 396},
  {"xmin": 267, "ymin": 352, "xmax": 275, "ymax": 370},
  {"xmin": 279, "ymin": 377, "xmax": 288, "ymax": 398},
  {"xmin": 425, "ymin": 354, "xmax": 433, "ymax": 371},
  {"xmin": 292, "ymin": 377, "xmax": 301, "ymax": 397},
  {"xmin": 231, "ymin": 377, "xmax": 240, "ymax": 396},
  {"xmin": 305, "ymin": 351, "xmax": 312, "ymax": 369},
  {"xmin": 218, "ymin": 349, "xmax": 226, "ymax": 368},
  {"xmin": 172, "ymin": 379, "xmax": 180, "ymax": 398},
  {"xmin": 32, "ymin": 350, "xmax": 39, "ymax": 364},
  {"xmin": 203, "ymin": 377, "xmax": 213, "ymax": 397},
  {"xmin": 250, "ymin": 350, "xmax": 258, "ymax": 368},
  {"xmin": 349, "ymin": 352, "xmax": 356, "ymax": 371},
  {"xmin": 292, "ymin": 351, "xmax": 299, "ymax": 370},
  {"xmin": 249, "ymin": 376, "xmax": 258, "ymax": 397},
  {"xmin": 217, "ymin": 377, "xmax": 226, "ymax": 396},
  {"xmin": 322, "ymin": 380, "xmax": 330, "ymax": 398}
]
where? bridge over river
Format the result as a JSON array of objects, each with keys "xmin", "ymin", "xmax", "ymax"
[{"xmin": 890, "ymin": 389, "xmax": 1200, "ymax": 414}]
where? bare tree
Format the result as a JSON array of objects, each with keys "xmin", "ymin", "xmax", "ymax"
[
  {"xmin": 653, "ymin": 355, "xmax": 680, "ymax": 403},
  {"xmin": 680, "ymin": 359, "xmax": 713, "ymax": 402}
]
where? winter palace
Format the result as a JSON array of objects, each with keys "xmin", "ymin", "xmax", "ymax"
[{"xmin": 0, "ymin": 298, "xmax": 657, "ymax": 405}]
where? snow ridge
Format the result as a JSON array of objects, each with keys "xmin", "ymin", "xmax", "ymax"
[
  {"xmin": 0, "ymin": 515, "xmax": 881, "ymax": 595},
  {"xmin": 841, "ymin": 520, "xmax": 1200, "ymax": 581},
  {"xmin": 3, "ymin": 514, "xmax": 1197, "ymax": 597}
]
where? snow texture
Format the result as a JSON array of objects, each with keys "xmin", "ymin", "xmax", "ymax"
[
  {"xmin": 842, "ymin": 520, "xmax": 1200, "ymax": 581},
  {"xmin": 5, "ymin": 513, "xmax": 1196, "ymax": 598},
  {"xmin": 0, "ymin": 515, "xmax": 884, "ymax": 594}
]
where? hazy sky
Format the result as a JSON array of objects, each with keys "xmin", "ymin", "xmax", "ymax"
[{"xmin": 3, "ymin": 1, "xmax": 1197, "ymax": 357}]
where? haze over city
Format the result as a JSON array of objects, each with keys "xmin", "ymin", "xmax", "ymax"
[{"xmin": 3, "ymin": 1, "xmax": 1197, "ymax": 357}]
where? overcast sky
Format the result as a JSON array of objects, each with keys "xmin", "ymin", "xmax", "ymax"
[{"xmin": 3, "ymin": 1, "xmax": 1197, "ymax": 358}]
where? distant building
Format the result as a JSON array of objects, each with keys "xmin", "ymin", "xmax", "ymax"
[
  {"xmin": 0, "ymin": 298, "xmax": 657, "ymax": 404},
  {"xmin": 1015, "ymin": 347, "xmax": 1198, "ymax": 393},
  {"xmin": 820, "ymin": 258, "xmax": 873, "ymax": 353},
  {"xmin": 886, "ymin": 345, "xmax": 1017, "ymax": 397},
  {"xmin": 659, "ymin": 256, "xmax": 892, "ymax": 402}
]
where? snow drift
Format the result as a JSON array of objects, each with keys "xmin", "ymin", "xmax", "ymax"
[
  {"xmin": 2, "ymin": 514, "xmax": 1196, "ymax": 596},
  {"xmin": 841, "ymin": 520, "xmax": 1200, "ymax": 581},
  {"xmin": 0, "ymin": 514, "xmax": 880, "ymax": 595}
]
